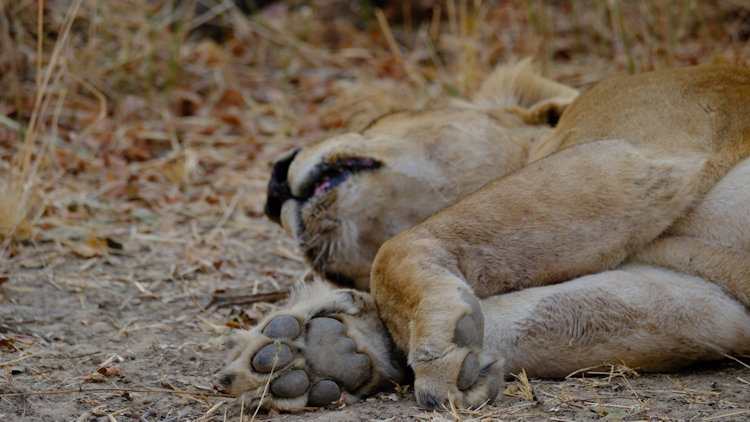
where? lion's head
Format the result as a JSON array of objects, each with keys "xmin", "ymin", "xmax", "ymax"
[{"xmin": 265, "ymin": 60, "xmax": 579, "ymax": 290}]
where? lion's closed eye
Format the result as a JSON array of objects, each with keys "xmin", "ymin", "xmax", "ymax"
[{"xmin": 296, "ymin": 156, "xmax": 381, "ymax": 200}]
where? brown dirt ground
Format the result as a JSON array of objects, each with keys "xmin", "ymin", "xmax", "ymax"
[
  {"xmin": 2, "ymin": 216, "xmax": 750, "ymax": 422},
  {"xmin": 2, "ymin": 1, "xmax": 750, "ymax": 421}
]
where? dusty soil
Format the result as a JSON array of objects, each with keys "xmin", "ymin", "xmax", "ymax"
[{"xmin": 2, "ymin": 193, "xmax": 750, "ymax": 422}]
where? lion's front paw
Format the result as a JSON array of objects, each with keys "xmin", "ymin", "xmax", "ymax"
[
  {"xmin": 215, "ymin": 282, "xmax": 406, "ymax": 410},
  {"xmin": 410, "ymin": 291, "xmax": 502, "ymax": 409},
  {"xmin": 413, "ymin": 349, "xmax": 501, "ymax": 409}
]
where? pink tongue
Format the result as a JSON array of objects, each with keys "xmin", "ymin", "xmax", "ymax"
[{"xmin": 314, "ymin": 181, "xmax": 331, "ymax": 197}]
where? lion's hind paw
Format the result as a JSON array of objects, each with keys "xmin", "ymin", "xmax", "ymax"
[{"xmin": 216, "ymin": 282, "xmax": 406, "ymax": 411}]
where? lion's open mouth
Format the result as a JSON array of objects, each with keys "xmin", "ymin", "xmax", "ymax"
[
  {"xmin": 265, "ymin": 152, "xmax": 381, "ymax": 225},
  {"xmin": 297, "ymin": 156, "xmax": 381, "ymax": 200}
]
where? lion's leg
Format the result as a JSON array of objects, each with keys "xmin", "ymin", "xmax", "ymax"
[
  {"xmin": 483, "ymin": 264, "xmax": 750, "ymax": 377},
  {"xmin": 371, "ymin": 139, "xmax": 714, "ymax": 408},
  {"xmin": 634, "ymin": 157, "xmax": 750, "ymax": 306}
]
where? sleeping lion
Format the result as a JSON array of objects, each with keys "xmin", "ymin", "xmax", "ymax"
[{"xmin": 217, "ymin": 60, "xmax": 750, "ymax": 410}]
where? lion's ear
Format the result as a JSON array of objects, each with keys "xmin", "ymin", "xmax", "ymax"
[
  {"xmin": 509, "ymin": 97, "xmax": 572, "ymax": 126},
  {"xmin": 472, "ymin": 58, "xmax": 579, "ymax": 126}
]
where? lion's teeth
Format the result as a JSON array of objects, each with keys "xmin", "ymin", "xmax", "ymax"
[{"xmin": 314, "ymin": 180, "xmax": 332, "ymax": 197}]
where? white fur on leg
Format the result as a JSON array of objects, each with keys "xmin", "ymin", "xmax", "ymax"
[{"xmin": 482, "ymin": 264, "xmax": 750, "ymax": 377}]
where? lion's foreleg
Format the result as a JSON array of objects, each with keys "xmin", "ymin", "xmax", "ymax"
[{"xmin": 370, "ymin": 139, "xmax": 712, "ymax": 408}]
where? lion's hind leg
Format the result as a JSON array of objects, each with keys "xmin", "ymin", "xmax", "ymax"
[
  {"xmin": 634, "ymin": 157, "xmax": 750, "ymax": 306},
  {"xmin": 215, "ymin": 281, "xmax": 407, "ymax": 411},
  {"xmin": 482, "ymin": 264, "xmax": 750, "ymax": 378}
]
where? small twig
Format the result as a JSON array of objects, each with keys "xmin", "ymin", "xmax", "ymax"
[
  {"xmin": 666, "ymin": 376, "xmax": 694, "ymax": 398},
  {"xmin": 565, "ymin": 364, "xmax": 603, "ymax": 379},
  {"xmin": 206, "ymin": 290, "xmax": 290, "ymax": 310},
  {"xmin": 200, "ymin": 400, "xmax": 227, "ymax": 420},
  {"xmin": 703, "ymin": 409, "xmax": 750, "ymax": 421},
  {"xmin": 0, "ymin": 387, "xmax": 233, "ymax": 398},
  {"xmin": 205, "ymin": 188, "xmax": 243, "ymax": 242},
  {"xmin": 107, "ymin": 407, "xmax": 129, "ymax": 422},
  {"xmin": 250, "ymin": 340, "xmax": 280, "ymax": 421},
  {"xmin": 374, "ymin": 8, "xmax": 426, "ymax": 88},
  {"xmin": 0, "ymin": 352, "xmax": 38, "ymax": 366},
  {"xmin": 723, "ymin": 353, "xmax": 750, "ymax": 370}
]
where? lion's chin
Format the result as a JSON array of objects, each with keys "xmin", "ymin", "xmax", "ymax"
[
  {"xmin": 278, "ymin": 200, "xmax": 295, "ymax": 237},
  {"xmin": 280, "ymin": 197, "xmax": 373, "ymax": 290}
]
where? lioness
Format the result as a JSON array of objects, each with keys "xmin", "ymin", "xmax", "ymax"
[{"xmin": 217, "ymin": 61, "xmax": 750, "ymax": 410}]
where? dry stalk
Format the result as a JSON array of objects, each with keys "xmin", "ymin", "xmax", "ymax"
[
  {"xmin": 505, "ymin": 369, "xmax": 536, "ymax": 403},
  {"xmin": 0, "ymin": 387, "xmax": 233, "ymax": 398},
  {"xmin": 250, "ymin": 340, "xmax": 281, "ymax": 421},
  {"xmin": 724, "ymin": 353, "xmax": 750, "ymax": 370},
  {"xmin": 374, "ymin": 8, "xmax": 426, "ymax": 89},
  {"xmin": 0, "ymin": 0, "xmax": 83, "ymax": 243}
]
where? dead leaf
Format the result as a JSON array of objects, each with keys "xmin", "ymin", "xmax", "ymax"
[
  {"xmin": 71, "ymin": 236, "xmax": 109, "ymax": 258},
  {"xmin": 97, "ymin": 365, "xmax": 125, "ymax": 378},
  {"xmin": 83, "ymin": 373, "xmax": 108, "ymax": 383},
  {"xmin": 0, "ymin": 337, "xmax": 16, "ymax": 349}
]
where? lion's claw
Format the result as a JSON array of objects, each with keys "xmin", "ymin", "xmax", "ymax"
[{"xmin": 217, "ymin": 282, "xmax": 406, "ymax": 410}]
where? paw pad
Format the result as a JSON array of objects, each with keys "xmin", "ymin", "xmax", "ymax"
[
  {"xmin": 218, "ymin": 286, "xmax": 406, "ymax": 411},
  {"xmin": 271, "ymin": 369, "xmax": 309, "ymax": 398},
  {"xmin": 252, "ymin": 343, "xmax": 293, "ymax": 372},
  {"xmin": 454, "ymin": 292, "xmax": 484, "ymax": 348},
  {"xmin": 457, "ymin": 352, "xmax": 480, "ymax": 390},
  {"xmin": 306, "ymin": 317, "xmax": 371, "ymax": 390},
  {"xmin": 308, "ymin": 379, "xmax": 341, "ymax": 406},
  {"xmin": 263, "ymin": 316, "xmax": 300, "ymax": 339}
]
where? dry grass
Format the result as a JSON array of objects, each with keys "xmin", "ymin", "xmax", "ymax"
[
  {"xmin": 1, "ymin": 0, "xmax": 748, "ymax": 248},
  {"xmin": 0, "ymin": 0, "xmax": 749, "ymax": 421}
]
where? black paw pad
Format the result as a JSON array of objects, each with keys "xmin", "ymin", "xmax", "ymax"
[
  {"xmin": 271, "ymin": 369, "xmax": 309, "ymax": 398},
  {"xmin": 305, "ymin": 317, "xmax": 371, "ymax": 391},
  {"xmin": 457, "ymin": 352, "xmax": 480, "ymax": 390},
  {"xmin": 252, "ymin": 343, "xmax": 293, "ymax": 372},
  {"xmin": 454, "ymin": 292, "xmax": 484, "ymax": 347},
  {"xmin": 479, "ymin": 353, "xmax": 501, "ymax": 402},
  {"xmin": 308, "ymin": 379, "xmax": 341, "ymax": 406},
  {"xmin": 454, "ymin": 315, "xmax": 482, "ymax": 347},
  {"xmin": 263, "ymin": 316, "xmax": 301, "ymax": 339}
]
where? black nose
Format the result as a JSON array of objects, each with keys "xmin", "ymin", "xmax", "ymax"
[{"xmin": 265, "ymin": 148, "xmax": 300, "ymax": 224}]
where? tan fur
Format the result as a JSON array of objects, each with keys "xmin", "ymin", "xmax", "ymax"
[
  {"xmin": 226, "ymin": 62, "xmax": 750, "ymax": 410},
  {"xmin": 279, "ymin": 61, "xmax": 579, "ymax": 290},
  {"xmin": 370, "ymin": 64, "xmax": 750, "ymax": 407}
]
